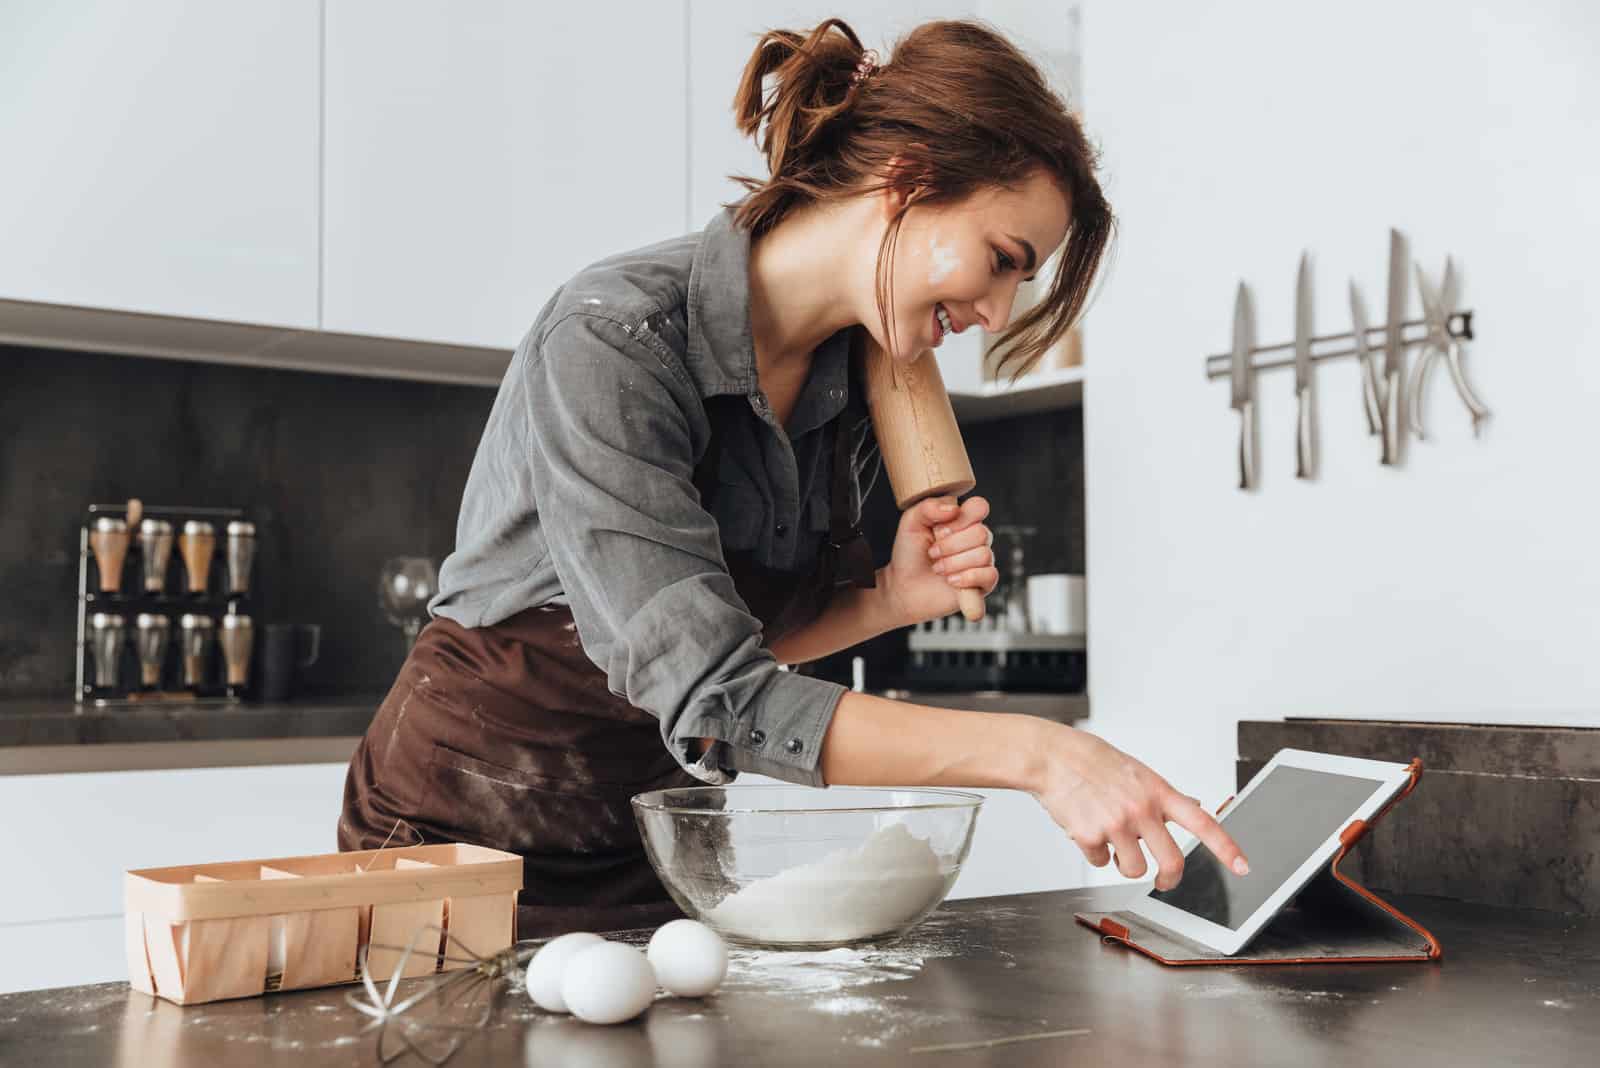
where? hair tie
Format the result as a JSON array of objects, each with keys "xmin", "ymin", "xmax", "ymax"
[{"xmin": 850, "ymin": 48, "xmax": 880, "ymax": 86}]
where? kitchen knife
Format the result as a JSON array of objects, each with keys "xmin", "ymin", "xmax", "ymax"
[
  {"xmin": 1349, "ymin": 282, "xmax": 1383, "ymax": 437},
  {"xmin": 1293, "ymin": 252, "xmax": 1315, "ymax": 480},
  {"xmin": 1381, "ymin": 229, "xmax": 1408, "ymax": 466},
  {"xmin": 1230, "ymin": 282, "xmax": 1257, "ymax": 491},
  {"xmin": 1411, "ymin": 257, "xmax": 1491, "ymax": 440}
]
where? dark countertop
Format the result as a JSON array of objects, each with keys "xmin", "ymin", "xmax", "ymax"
[
  {"xmin": 1, "ymin": 887, "xmax": 1593, "ymax": 1066},
  {"xmin": 0, "ymin": 697, "xmax": 381, "ymax": 774},
  {"xmin": 0, "ymin": 692, "xmax": 1085, "ymax": 776},
  {"xmin": 0, "ymin": 696, "xmax": 382, "ymax": 747}
]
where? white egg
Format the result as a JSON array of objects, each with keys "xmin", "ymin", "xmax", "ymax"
[
  {"xmin": 560, "ymin": 942, "xmax": 658, "ymax": 1025},
  {"xmin": 646, "ymin": 919, "xmax": 728, "ymax": 998},
  {"xmin": 525, "ymin": 931, "xmax": 604, "ymax": 1013}
]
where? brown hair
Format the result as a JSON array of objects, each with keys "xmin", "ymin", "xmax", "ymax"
[{"xmin": 731, "ymin": 18, "xmax": 1115, "ymax": 377}]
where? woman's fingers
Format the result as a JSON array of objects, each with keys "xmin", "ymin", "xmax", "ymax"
[
  {"xmin": 916, "ymin": 496, "xmax": 963, "ymax": 528},
  {"xmin": 1076, "ymin": 835, "xmax": 1112, "ymax": 869},
  {"xmin": 1165, "ymin": 793, "xmax": 1250, "ymax": 876},
  {"xmin": 1143, "ymin": 822, "xmax": 1187, "ymax": 891},
  {"xmin": 932, "ymin": 545, "xmax": 994, "ymax": 575},
  {"xmin": 928, "ymin": 521, "xmax": 990, "ymax": 559},
  {"xmin": 930, "ymin": 495, "xmax": 990, "ymax": 539},
  {"xmin": 943, "ymin": 565, "xmax": 1000, "ymax": 593},
  {"xmin": 1108, "ymin": 832, "xmax": 1147, "ymax": 880}
]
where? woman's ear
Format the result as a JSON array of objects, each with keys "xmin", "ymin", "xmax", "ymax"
[{"xmin": 877, "ymin": 146, "xmax": 933, "ymax": 219}]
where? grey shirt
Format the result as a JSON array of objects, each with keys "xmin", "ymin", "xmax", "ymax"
[{"xmin": 430, "ymin": 208, "xmax": 881, "ymax": 788}]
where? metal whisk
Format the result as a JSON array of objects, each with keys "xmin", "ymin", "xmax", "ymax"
[{"xmin": 347, "ymin": 924, "xmax": 533, "ymax": 1066}]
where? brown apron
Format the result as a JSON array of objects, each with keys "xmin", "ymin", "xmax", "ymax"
[{"xmin": 338, "ymin": 413, "xmax": 875, "ymax": 939}]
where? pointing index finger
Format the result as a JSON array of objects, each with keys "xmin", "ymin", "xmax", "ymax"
[{"xmin": 1167, "ymin": 794, "xmax": 1250, "ymax": 877}]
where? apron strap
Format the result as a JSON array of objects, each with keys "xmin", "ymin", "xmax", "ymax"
[{"xmin": 828, "ymin": 414, "xmax": 877, "ymax": 590}]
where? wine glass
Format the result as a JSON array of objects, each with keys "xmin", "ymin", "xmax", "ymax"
[{"xmin": 378, "ymin": 557, "xmax": 439, "ymax": 653}]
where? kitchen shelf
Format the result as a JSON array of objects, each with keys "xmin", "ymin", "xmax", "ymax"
[
  {"xmin": 875, "ymin": 689, "xmax": 1088, "ymax": 724},
  {"xmin": 2, "ymin": 297, "xmax": 1090, "ymax": 414},
  {"xmin": 0, "ymin": 298, "xmax": 511, "ymax": 387},
  {"xmin": 949, "ymin": 365, "xmax": 1085, "ymax": 423}
]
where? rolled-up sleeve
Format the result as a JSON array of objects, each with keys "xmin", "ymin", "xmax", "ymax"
[{"xmin": 524, "ymin": 311, "xmax": 846, "ymax": 787}]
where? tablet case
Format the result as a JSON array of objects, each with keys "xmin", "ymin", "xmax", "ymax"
[{"xmin": 1075, "ymin": 758, "xmax": 1442, "ymax": 965}]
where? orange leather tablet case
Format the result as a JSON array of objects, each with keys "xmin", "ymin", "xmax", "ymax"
[{"xmin": 1075, "ymin": 758, "xmax": 1441, "ymax": 965}]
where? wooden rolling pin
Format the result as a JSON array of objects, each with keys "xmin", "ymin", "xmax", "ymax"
[{"xmin": 857, "ymin": 329, "xmax": 986, "ymax": 623}]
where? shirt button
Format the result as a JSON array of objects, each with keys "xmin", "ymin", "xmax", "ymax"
[
  {"xmin": 775, "ymin": 523, "xmax": 788, "ymax": 536},
  {"xmin": 785, "ymin": 738, "xmax": 804, "ymax": 755},
  {"xmin": 752, "ymin": 394, "xmax": 768, "ymax": 413},
  {"xmin": 749, "ymin": 728, "xmax": 766, "ymax": 746}
]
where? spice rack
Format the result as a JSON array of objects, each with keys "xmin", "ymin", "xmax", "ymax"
[{"xmin": 75, "ymin": 501, "xmax": 255, "ymax": 709}]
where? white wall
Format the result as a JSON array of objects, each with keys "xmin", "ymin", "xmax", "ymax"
[{"xmin": 1082, "ymin": 2, "xmax": 1600, "ymax": 807}]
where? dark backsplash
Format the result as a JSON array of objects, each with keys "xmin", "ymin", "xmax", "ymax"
[
  {"xmin": 1238, "ymin": 719, "xmax": 1600, "ymax": 916},
  {"xmin": 809, "ymin": 404, "xmax": 1086, "ymax": 690},
  {"xmin": 0, "ymin": 345, "xmax": 493, "ymax": 699},
  {"xmin": 0, "ymin": 344, "xmax": 1083, "ymax": 700}
]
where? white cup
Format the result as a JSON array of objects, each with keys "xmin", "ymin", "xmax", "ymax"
[{"xmin": 1026, "ymin": 573, "xmax": 1086, "ymax": 636}]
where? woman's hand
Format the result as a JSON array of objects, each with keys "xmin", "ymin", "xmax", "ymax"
[
  {"xmin": 879, "ymin": 495, "xmax": 999, "ymax": 627},
  {"xmin": 1030, "ymin": 724, "xmax": 1250, "ymax": 890}
]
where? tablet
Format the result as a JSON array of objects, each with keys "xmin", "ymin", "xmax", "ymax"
[{"xmin": 1124, "ymin": 748, "xmax": 1413, "ymax": 956}]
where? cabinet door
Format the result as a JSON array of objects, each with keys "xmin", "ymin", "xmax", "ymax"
[
  {"xmin": 0, "ymin": 762, "xmax": 351, "ymax": 928},
  {"xmin": 0, "ymin": 1, "xmax": 320, "ymax": 327},
  {"xmin": 322, "ymin": 2, "xmax": 689, "ymax": 350},
  {"xmin": 686, "ymin": 1, "xmax": 978, "ymax": 230}
]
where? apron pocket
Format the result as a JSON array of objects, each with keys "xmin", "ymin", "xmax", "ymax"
[{"xmin": 426, "ymin": 743, "xmax": 644, "ymax": 856}]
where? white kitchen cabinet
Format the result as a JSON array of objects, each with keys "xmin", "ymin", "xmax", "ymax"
[
  {"xmin": 945, "ymin": 787, "xmax": 1089, "ymax": 900},
  {"xmin": 0, "ymin": 762, "xmax": 349, "ymax": 994},
  {"xmin": 0, "ymin": 1, "xmax": 320, "ymax": 328},
  {"xmin": 321, "ymin": 2, "xmax": 689, "ymax": 350}
]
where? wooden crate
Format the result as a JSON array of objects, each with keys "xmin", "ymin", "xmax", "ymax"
[{"xmin": 124, "ymin": 842, "xmax": 521, "ymax": 1005}]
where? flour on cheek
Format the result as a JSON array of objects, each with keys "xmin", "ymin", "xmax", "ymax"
[{"xmin": 927, "ymin": 231, "xmax": 959, "ymax": 286}]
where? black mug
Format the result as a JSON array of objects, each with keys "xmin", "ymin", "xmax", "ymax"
[{"xmin": 260, "ymin": 623, "xmax": 321, "ymax": 703}]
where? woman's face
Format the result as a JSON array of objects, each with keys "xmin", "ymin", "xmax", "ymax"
[{"xmin": 867, "ymin": 169, "xmax": 1072, "ymax": 363}]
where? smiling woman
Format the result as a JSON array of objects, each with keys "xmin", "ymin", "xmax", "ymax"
[
  {"xmin": 339, "ymin": 17, "xmax": 1249, "ymax": 942},
  {"xmin": 731, "ymin": 18, "xmax": 1113, "ymax": 379}
]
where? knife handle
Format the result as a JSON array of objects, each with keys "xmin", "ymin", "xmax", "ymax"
[
  {"xmin": 1381, "ymin": 371, "xmax": 1402, "ymax": 466},
  {"xmin": 1409, "ymin": 346, "xmax": 1437, "ymax": 441},
  {"xmin": 1442, "ymin": 341, "xmax": 1492, "ymax": 436},
  {"xmin": 1295, "ymin": 387, "xmax": 1314, "ymax": 480},
  {"xmin": 1238, "ymin": 400, "xmax": 1255, "ymax": 491},
  {"xmin": 1360, "ymin": 358, "xmax": 1382, "ymax": 436}
]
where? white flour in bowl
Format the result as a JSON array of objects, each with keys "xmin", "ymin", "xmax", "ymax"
[{"xmin": 705, "ymin": 822, "xmax": 951, "ymax": 943}]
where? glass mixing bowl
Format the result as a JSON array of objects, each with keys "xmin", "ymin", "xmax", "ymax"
[{"xmin": 631, "ymin": 786, "xmax": 983, "ymax": 948}]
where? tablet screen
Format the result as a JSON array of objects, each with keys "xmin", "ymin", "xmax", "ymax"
[{"xmin": 1149, "ymin": 765, "xmax": 1385, "ymax": 929}]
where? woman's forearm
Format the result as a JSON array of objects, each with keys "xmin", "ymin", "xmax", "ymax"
[
  {"xmin": 767, "ymin": 568, "xmax": 907, "ymax": 665},
  {"xmin": 819, "ymin": 691, "xmax": 1049, "ymax": 792}
]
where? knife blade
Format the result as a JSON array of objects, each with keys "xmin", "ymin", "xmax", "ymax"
[
  {"xmin": 1294, "ymin": 252, "xmax": 1315, "ymax": 479},
  {"xmin": 1230, "ymin": 282, "xmax": 1256, "ymax": 491},
  {"xmin": 1409, "ymin": 261, "xmax": 1444, "ymax": 440},
  {"xmin": 1412, "ymin": 256, "xmax": 1491, "ymax": 438},
  {"xmin": 1349, "ymin": 281, "xmax": 1382, "ymax": 437},
  {"xmin": 1381, "ymin": 229, "xmax": 1409, "ymax": 466}
]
